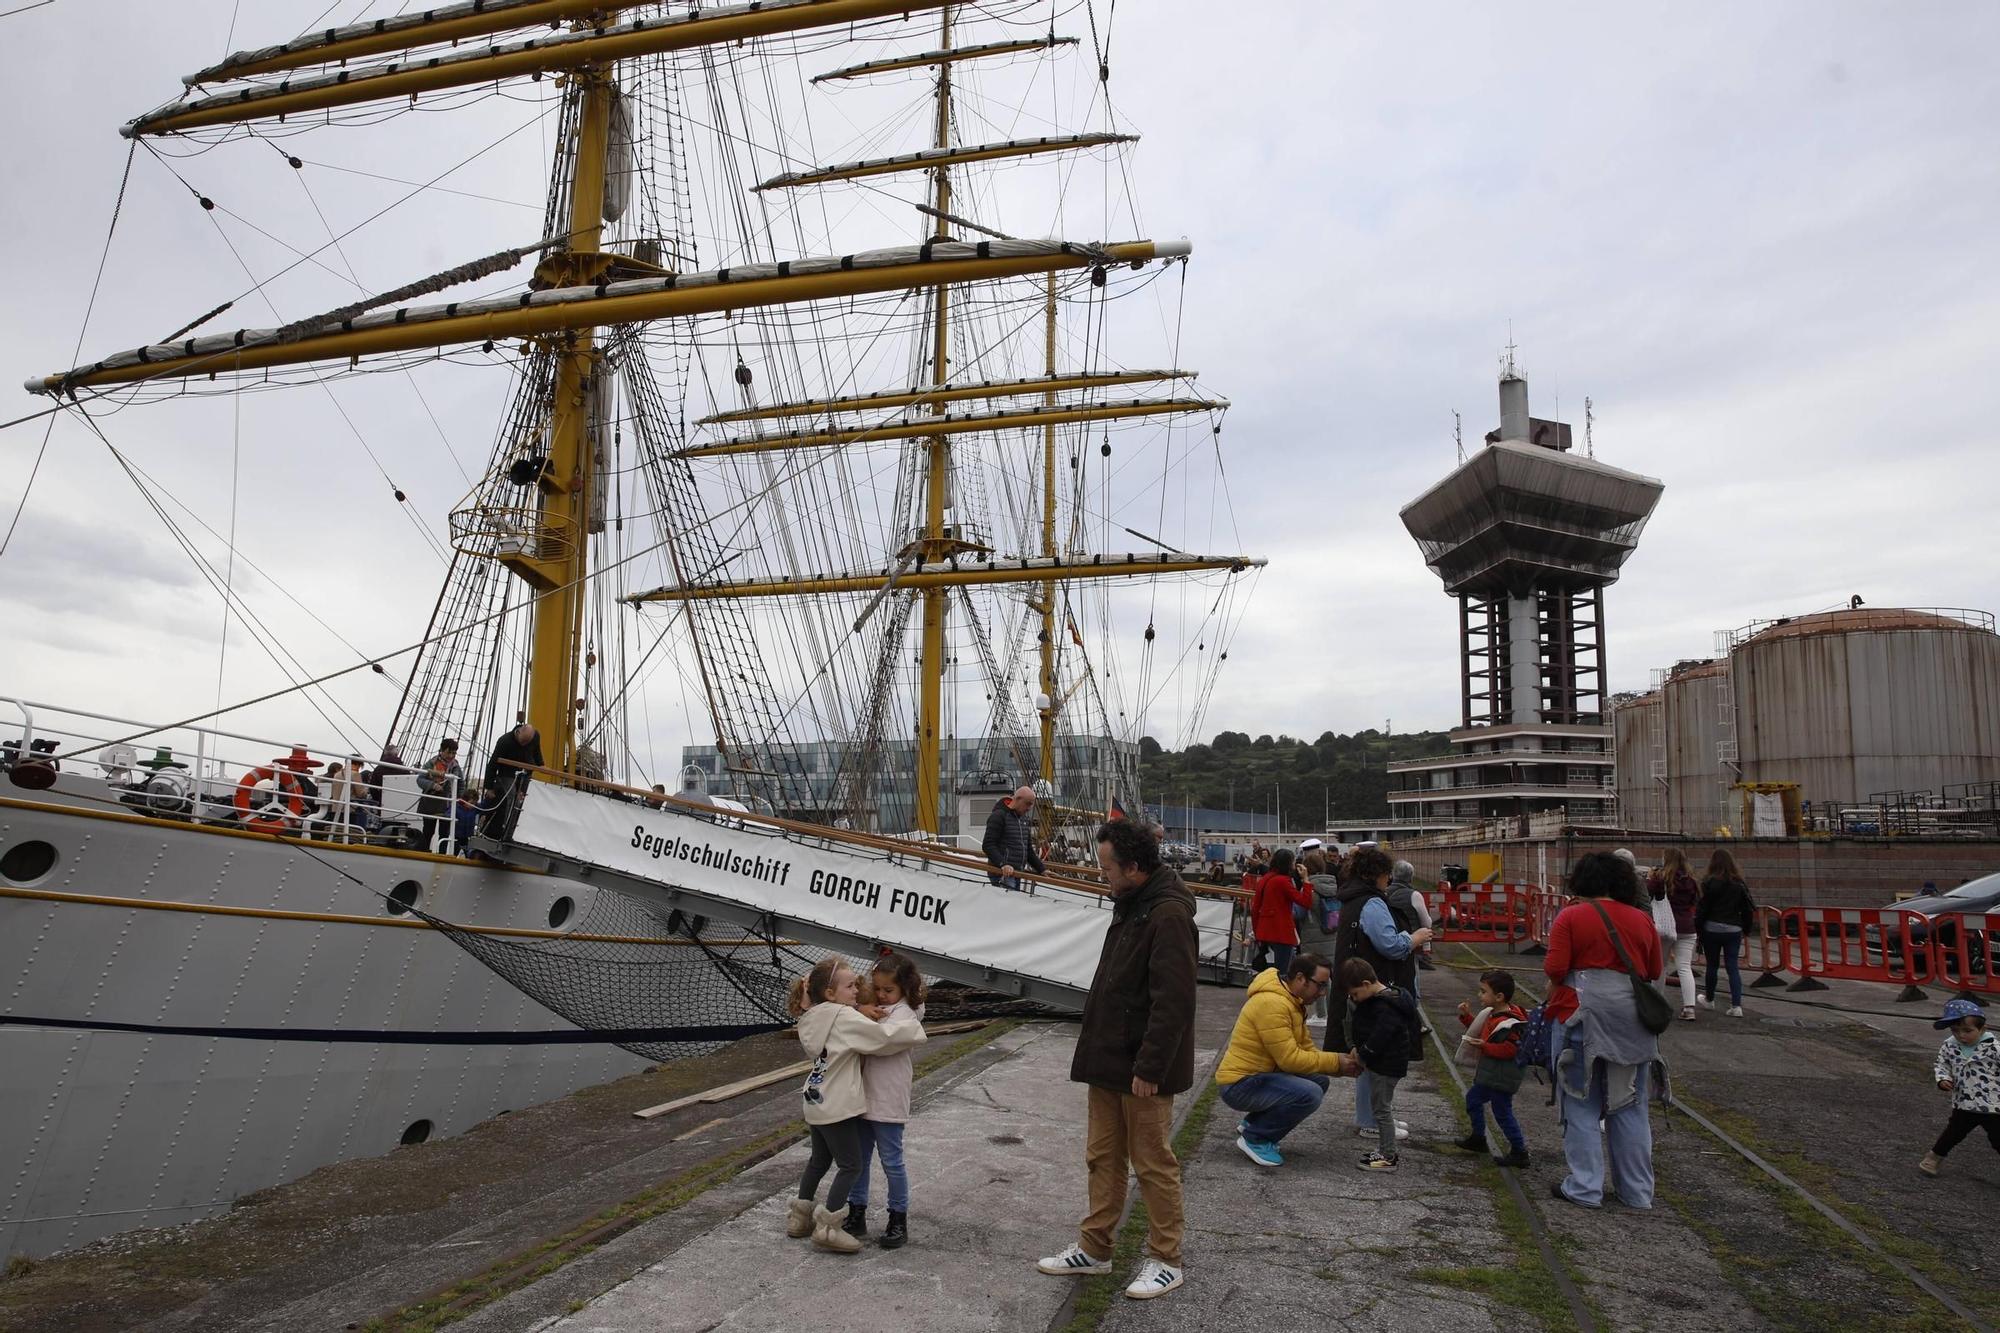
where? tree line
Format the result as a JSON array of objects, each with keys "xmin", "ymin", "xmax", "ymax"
[{"xmin": 1139, "ymin": 728, "xmax": 1452, "ymax": 823}]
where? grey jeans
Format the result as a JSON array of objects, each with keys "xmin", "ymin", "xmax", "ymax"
[{"xmin": 1369, "ymin": 1075, "xmax": 1401, "ymax": 1154}]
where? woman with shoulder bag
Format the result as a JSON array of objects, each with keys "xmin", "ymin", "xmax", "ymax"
[{"xmin": 1544, "ymin": 852, "xmax": 1667, "ymax": 1210}]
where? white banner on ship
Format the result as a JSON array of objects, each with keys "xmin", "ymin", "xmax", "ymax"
[{"xmin": 512, "ymin": 782, "xmax": 1119, "ymax": 994}]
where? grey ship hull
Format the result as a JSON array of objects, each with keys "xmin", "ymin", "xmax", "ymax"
[{"xmin": 0, "ymin": 789, "xmax": 647, "ymax": 1261}]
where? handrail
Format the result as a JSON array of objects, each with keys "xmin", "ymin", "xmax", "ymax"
[{"xmin": 2, "ymin": 697, "xmax": 465, "ymax": 855}]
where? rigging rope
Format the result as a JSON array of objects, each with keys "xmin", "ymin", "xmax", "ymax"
[{"xmin": 1, "ymin": 138, "xmax": 137, "ymax": 558}]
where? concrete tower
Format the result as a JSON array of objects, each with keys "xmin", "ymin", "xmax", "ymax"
[{"xmin": 1389, "ymin": 362, "xmax": 1663, "ymax": 828}]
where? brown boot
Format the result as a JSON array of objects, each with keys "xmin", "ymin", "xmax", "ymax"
[
  {"xmin": 812, "ymin": 1204, "xmax": 862, "ymax": 1253},
  {"xmin": 785, "ymin": 1196, "xmax": 815, "ymax": 1238}
]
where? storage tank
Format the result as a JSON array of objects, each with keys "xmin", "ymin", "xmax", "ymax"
[
  {"xmin": 1663, "ymin": 658, "xmax": 1728, "ymax": 835},
  {"xmin": 1733, "ymin": 608, "xmax": 2000, "ymax": 805},
  {"xmin": 1612, "ymin": 692, "xmax": 1665, "ymax": 829}
]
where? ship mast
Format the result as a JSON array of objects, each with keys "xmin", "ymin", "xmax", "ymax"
[
  {"xmin": 910, "ymin": 5, "xmax": 958, "ymax": 834},
  {"xmin": 32, "ymin": 0, "xmax": 1264, "ymax": 817},
  {"xmin": 520, "ymin": 64, "xmax": 614, "ymax": 773},
  {"xmin": 1037, "ymin": 272, "xmax": 1060, "ymax": 840}
]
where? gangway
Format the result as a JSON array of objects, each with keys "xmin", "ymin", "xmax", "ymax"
[{"xmin": 479, "ymin": 775, "xmax": 1242, "ymax": 1011}]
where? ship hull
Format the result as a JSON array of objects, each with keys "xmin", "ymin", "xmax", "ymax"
[{"xmin": 0, "ymin": 794, "xmax": 648, "ymax": 1261}]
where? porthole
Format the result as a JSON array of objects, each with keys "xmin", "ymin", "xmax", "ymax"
[
  {"xmin": 548, "ymin": 895, "xmax": 575, "ymax": 930},
  {"xmin": 387, "ymin": 880, "xmax": 421, "ymax": 916},
  {"xmin": 400, "ymin": 1119, "xmax": 433, "ymax": 1146},
  {"xmin": 0, "ymin": 840, "xmax": 58, "ymax": 885}
]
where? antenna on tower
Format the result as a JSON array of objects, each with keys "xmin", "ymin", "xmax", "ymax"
[
  {"xmin": 1501, "ymin": 322, "xmax": 1519, "ymax": 378},
  {"xmin": 1454, "ymin": 410, "xmax": 1464, "ymax": 464},
  {"xmin": 1585, "ymin": 396, "xmax": 1595, "ymax": 458}
]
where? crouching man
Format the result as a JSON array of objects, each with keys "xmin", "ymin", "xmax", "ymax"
[{"xmin": 1216, "ymin": 953, "xmax": 1358, "ymax": 1167}]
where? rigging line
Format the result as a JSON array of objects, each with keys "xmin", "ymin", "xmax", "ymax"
[
  {"xmin": 72, "ymin": 408, "xmax": 368, "ymax": 751},
  {"xmin": 285, "ymin": 159, "xmax": 543, "ymax": 211},
  {"xmin": 0, "ymin": 0, "xmax": 55, "ymax": 17},
  {"xmin": 109, "ymin": 445, "xmax": 405, "ymax": 691},
  {"xmin": 278, "ymin": 149, "xmax": 477, "ymax": 488},
  {"xmin": 40, "ymin": 382, "xmax": 867, "ymax": 766},
  {"xmin": 168, "ymin": 170, "xmax": 453, "ymax": 566},
  {"xmin": 137, "ymin": 104, "xmax": 554, "ymax": 319},
  {"xmin": 215, "ymin": 387, "xmax": 242, "ymax": 725},
  {"xmin": 1, "ymin": 137, "xmax": 138, "ymax": 557}
]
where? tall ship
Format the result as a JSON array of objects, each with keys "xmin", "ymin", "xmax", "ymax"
[{"xmin": 1, "ymin": 0, "xmax": 1260, "ymax": 1261}]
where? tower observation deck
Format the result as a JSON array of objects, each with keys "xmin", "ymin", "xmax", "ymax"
[{"xmin": 1391, "ymin": 365, "xmax": 1663, "ymax": 828}]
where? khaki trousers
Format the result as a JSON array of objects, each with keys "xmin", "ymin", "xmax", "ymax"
[{"xmin": 1080, "ymin": 1084, "xmax": 1184, "ymax": 1267}]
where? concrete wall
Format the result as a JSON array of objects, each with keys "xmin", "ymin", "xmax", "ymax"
[{"xmin": 1396, "ymin": 834, "xmax": 2000, "ymax": 909}]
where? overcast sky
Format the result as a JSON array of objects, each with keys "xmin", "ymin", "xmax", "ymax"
[{"xmin": 2, "ymin": 1, "xmax": 1996, "ymax": 777}]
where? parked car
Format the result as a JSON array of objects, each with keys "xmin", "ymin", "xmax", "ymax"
[{"xmin": 1863, "ymin": 871, "xmax": 2000, "ymax": 972}]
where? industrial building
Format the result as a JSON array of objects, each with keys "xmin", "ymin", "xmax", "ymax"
[
  {"xmin": 1390, "ymin": 358, "xmax": 1664, "ymax": 827},
  {"xmin": 1614, "ymin": 605, "xmax": 2000, "ymax": 836}
]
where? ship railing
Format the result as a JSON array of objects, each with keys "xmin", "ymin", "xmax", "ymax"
[{"xmin": 0, "ymin": 696, "xmax": 466, "ymax": 856}]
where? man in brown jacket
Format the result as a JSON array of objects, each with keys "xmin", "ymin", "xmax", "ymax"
[{"xmin": 1037, "ymin": 819, "xmax": 1197, "ymax": 1301}]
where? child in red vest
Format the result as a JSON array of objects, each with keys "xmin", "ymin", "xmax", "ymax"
[{"xmin": 1454, "ymin": 969, "xmax": 1530, "ymax": 1168}]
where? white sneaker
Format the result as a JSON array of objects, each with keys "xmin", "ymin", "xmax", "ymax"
[
  {"xmin": 1037, "ymin": 1243, "xmax": 1112, "ymax": 1276},
  {"xmin": 1124, "ymin": 1257, "xmax": 1184, "ymax": 1300},
  {"xmin": 1695, "ymin": 994, "xmax": 1711, "ymax": 1009},
  {"xmin": 1306, "ymin": 1015, "xmax": 1327, "ymax": 1027},
  {"xmin": 1356, "ymin": 1123, "xmax": 1410, "ymax": 1141},
  {"xmin": 1726, "ymin": 1005, "xmax": 1744, "ymax": 1017}
]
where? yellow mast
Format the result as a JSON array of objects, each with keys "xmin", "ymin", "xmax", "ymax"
[
  {"xmin": 523, "ymin": 68, "xmax": 613, "ymax": 773},
  {"xmin": 1037, "ymin": 273, "xmax": 1059, "ymax": 839},
  {"xmin": 31, "ymin": 1, "xmax": 1264, "ymax": 817},
  {"xmin": 675, "ymin": 399, "xmax": 1223, "ymax": 459},
  {"xmin": 913, "ymin": 3, "xmax": 956, "ymax": 835}
]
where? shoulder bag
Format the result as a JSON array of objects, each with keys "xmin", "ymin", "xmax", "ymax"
[{"xmin": 1588, "ymin": 901, "xmax": 1674, "ymax": 1035}]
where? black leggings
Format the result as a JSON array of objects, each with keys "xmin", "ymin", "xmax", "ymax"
[
  {"xmin": 798, "ymin": 1116, "xmax": 865, "ymax": 1209},
  {"xmin": 1933, "ymin": 1109, "xmax": 2000, "ymax": 1157}
]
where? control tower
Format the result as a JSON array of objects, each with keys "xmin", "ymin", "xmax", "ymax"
[{"xmin": 1390, "ymin": 360, "xmax": 1664, "ymax": 828}]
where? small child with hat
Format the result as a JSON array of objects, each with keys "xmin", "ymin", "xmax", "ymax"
[{"xmin": 1920, "ymin": 998, "xmax": 2000, "ymax": 1177}]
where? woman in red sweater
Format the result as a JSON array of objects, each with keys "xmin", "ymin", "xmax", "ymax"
[
  {"xmin": 1249, "ymin": 847, "xmax": 1311, "ymax": 978},
  {"xmin": 1544, "ymin": 853, "xmax": 1664, "ymax": 1211}
]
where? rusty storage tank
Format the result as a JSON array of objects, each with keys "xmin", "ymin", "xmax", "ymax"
[
  {"xmin": 1732, "ymin": 608, "xmax": 2000, "ymax": 805},
  {"xmin": 1663, "ymin": 658, "xmax": 1728, "ymax": 835},
  {"xmin": 1612, "ymin": 692, "xmax": 1665, "ymax": 829}
]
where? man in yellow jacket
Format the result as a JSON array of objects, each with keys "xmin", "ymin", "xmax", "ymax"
[{"xmin": 1216, "ymin": 952, "xmax": 1359, "ymax": 1167}]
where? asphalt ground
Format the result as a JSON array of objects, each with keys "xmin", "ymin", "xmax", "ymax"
[
  {"xmin": 1430, "ymin": 940, "xmax": 2000, "ymax": 1332},
  {"xmin": 4, "ymin": 953, "xmax": 1995, "ymax": 1332}
]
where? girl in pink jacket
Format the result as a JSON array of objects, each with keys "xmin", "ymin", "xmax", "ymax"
[{"xmin": 844, "ymin": 952, "xmax": 930, "ymax": 1249}]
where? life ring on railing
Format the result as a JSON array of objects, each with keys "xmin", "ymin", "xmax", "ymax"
[{"xmin": 234, "ymin": 766, "xmax": 305, "ymax": 833}]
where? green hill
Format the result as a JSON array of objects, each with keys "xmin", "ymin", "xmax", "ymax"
[{"xmin": 1139, "ymin": 728, "xmax": 1452, "ymax": 823}]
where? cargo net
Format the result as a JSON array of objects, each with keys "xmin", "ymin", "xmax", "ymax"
[
  {"xmin": 412, "ymin": 889, "xmax": 1051, "ymax": 1064},
  {"xmin": 409, "ymin": 888, "xmax": 815, "ymax": 1061}
]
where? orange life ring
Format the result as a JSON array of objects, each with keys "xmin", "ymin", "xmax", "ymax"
[{"xmin": 234, "ymin": 766, "xmax": 305, "ymax": 833}]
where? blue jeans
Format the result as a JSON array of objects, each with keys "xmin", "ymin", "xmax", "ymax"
[
  {"xmin": 1219, "ymin": 1072, "xmax": 1328, "ymax": 1144},
  {"xmin": 849, "ymin": 1119, "xmax": 907, "ymax": 1211},
  {"xmin": 1552, "ymin": 1020, "xmax": 1654, "ymax": 1208},
  {"xmin": 1255, "ymin": 942, "xmax": 1297, "ymax": 976},
  {"xmin": 1703, "ymin": 928, "xmax": 1744, "ymax": 1006},
  {"xmin": 1466, "ymin": 1084, "xmax": 1524, "ymax": 1151}
]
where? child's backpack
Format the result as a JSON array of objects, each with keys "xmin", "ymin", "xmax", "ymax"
[
  {"xmin": 1319, "ymin": 894, "xmax": 1339, "ymax": 935},
  {"xmin": 1513, "ymin": 1003, "xmax": 1556, "ymax": 1073}
]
